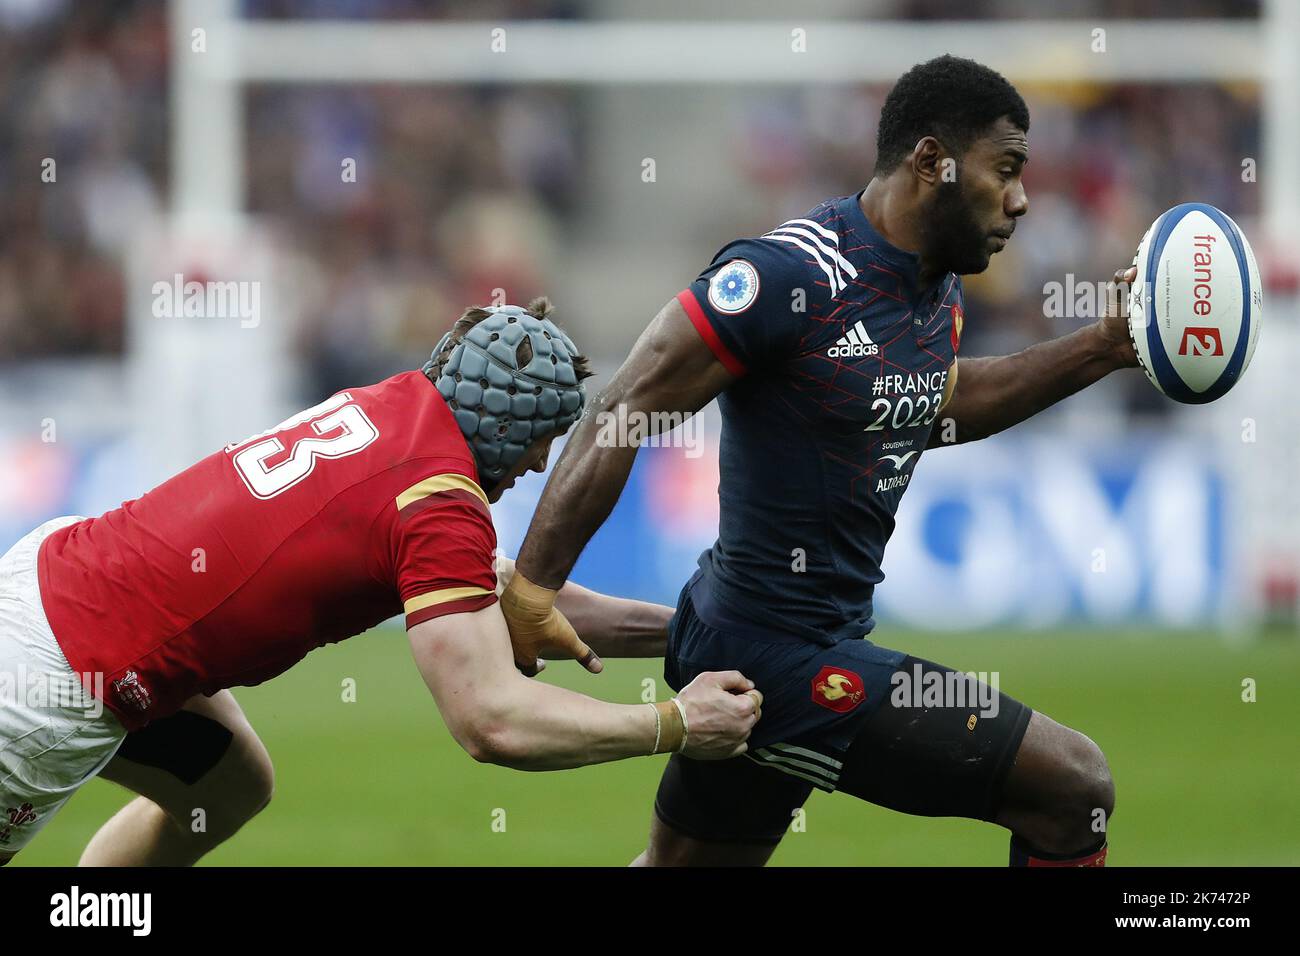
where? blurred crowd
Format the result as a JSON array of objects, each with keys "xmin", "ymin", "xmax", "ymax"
[
  {"xmin": 0, "ymin": 0, "xmax": 166, "ymax": 357},
  {"xmin": 0, "ymin": 0, "xmax": 1263, "ymax": 417},
  {"xmin": 245, "ymin": 83, "xmax": 583, "ymax": 396}
]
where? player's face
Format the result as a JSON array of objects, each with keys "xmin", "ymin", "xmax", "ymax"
[
  {"xmin": 924, "ymin": 116, "xmax": 1028, "ymax": 275},
  {"xmin": 487, "ymin": 436, "xmax": 556, "ymax": 502}
]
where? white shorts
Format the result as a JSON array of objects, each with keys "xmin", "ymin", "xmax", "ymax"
[{"xmin": 0, "ymin": 516, "xmax": 125, "ymax": 855}]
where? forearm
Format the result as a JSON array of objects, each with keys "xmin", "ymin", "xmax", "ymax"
[
  {"xmin": 484, "ymin": 677, "xmax": 661, "ymax": 771},
  {"xmin": 515, "ymin": 390, "xmax": 639, "ymax": 589},
  {"xmin": 556, "ymin": 580, "xmax": 673, "ymax": 658},
  {"xmin": 410, "ymin": 605, "xmax": 742, "ymax": 771},
  {"xmin": 934, "ymin": 324, "xmax": 1127, "ymax": 447}
]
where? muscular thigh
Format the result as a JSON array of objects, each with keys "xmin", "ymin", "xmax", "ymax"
[
  {"xmin": 99, "ymin": 690, "xmax": 271, "ymax": 824},
  {"xmin": 647, "ymin": 652, "xmax": 1033, "ymax": 864},
  {"xmin": 651, "ymin": 587, "xmax": 1036, "ymax": 862},
  {"xmin": 835, "ymin": 655, "xmax": 1033, "ymax": 820},
  {"xmin": 651, "ymin": 749, "xmax": 813, "ymax": 862}
]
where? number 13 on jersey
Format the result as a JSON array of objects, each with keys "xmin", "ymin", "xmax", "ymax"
[{"xmin": 225, "ymin": 392, "xmax": 381, "ymax": 499}]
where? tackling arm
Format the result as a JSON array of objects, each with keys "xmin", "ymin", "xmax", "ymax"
[
  {"xmin": 408, "ymin": 603, "xmax": 758, "ymax": 771},
  {"xmin": 554, "ymin": 580, "xmax": 673, "ymax": 659},
  {"xmin": 928, "ymin": 267, "xmax": 1139, "ymax": 449}
]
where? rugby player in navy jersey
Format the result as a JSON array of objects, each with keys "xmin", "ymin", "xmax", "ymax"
[{"xmin": 502, "ymin": 55, "xmax": 1142, "ymax": 867}]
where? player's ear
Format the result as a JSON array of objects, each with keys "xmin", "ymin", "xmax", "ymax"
[{"xmin": 910, "ymin": 135, "xmax": 946, "ymax": 187}]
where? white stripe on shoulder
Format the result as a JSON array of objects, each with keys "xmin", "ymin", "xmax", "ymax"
[
  {"xmin": 774, "ymin": 219, "xmax": 859, "ymax": 278},
  {"xmin": 765, "ymin": 226, "xmax": 854, "ymax": 292},
  {"xmin": 781, "ymin": 217, "xmax": 840, "ymax": 245},
  {"xmin": 762, "ymin": 232, "xmax": 842, "ymax": 296},
  {"xmin": 766, "ymin": 225, "xmax": 842, "ymax": 266}
]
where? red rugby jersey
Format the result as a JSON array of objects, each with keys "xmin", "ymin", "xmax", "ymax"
[{"xmin": 37, "ymin": 371, "xmax": 498, "ymax": 730}]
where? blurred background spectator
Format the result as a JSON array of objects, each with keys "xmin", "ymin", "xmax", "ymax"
[
  {"xmin": 0, "ymin": 0, "xmax": 1261, "ymax": 415},
  {"xmin": 0, "ymin": 0, "xmax": 1288, "ymax": 631}
]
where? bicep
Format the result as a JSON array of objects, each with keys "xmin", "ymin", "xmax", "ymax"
[
  {"xmin": 603, "ymin": 295, "xmax": 738, "ymax": 417},
  {"xmin": 407, "ymin": 604, "xmax": 518, "ymax": 737}
]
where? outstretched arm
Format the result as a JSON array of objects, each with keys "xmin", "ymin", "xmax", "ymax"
[
  {"xmin": 495, "ymin": 555, "xmax": 672, "ymax": 660},
  {"xmin": 555, "ymin": 581, "xmax": 673, "ymax": 659},
  {"xmin": 408, "ymin": 604, "xmax": 759, "ymax": 771},
  {"xmin": 929, "ymin": 266, "xmax": 1138, "ymax": 448}
]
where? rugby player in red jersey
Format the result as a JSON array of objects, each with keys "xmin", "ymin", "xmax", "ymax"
[{"xmin": 0, "ymin": 298, "xmax": 762, "ymax": 865}]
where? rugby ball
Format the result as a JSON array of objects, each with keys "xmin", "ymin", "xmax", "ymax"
[{"xmin": 1127, "ymin": 202, "xmax": 1262, "ymax": 404}]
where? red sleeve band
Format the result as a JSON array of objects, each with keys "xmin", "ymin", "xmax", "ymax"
[{"xmin": 676, "ymin": 289, "xmax": 747, "ymax": 378}]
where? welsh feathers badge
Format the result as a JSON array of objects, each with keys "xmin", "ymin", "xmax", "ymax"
[{"xmin": 708, "ymin": 259, "xmax": 760, "ymax": 314}]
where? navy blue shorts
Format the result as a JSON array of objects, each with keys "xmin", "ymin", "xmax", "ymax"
[{"xmin": 656, "ymin": 577, "xmax": 1033, "ymax": 845}]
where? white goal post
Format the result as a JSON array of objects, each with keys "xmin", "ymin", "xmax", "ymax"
[{"xmin": 169, "ymin": 0, "xmax": 1299, "ymax": 245}]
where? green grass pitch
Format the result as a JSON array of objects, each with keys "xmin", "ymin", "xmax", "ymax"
[{"xmin": 14, "ymin": 628, "xmax": 1299, "ymax": 866}]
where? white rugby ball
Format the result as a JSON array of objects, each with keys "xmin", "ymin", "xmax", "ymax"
[{"xmin": 1127, "ymin": 202, "xmax": 1262, "ymax": 404}]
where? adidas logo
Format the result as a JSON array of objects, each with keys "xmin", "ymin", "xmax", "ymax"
[{"xmin": 828, "ymin": 321, "xmax": 879, "ymax": 358}]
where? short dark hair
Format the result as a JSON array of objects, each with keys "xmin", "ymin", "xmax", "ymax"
[
  {"xmin": 424, "ymin": 296, "xmax": 594, "ymax": 383},
  {"xmin": 874, "ymin": 55, "xmax": 1029, "ymax": 175}
]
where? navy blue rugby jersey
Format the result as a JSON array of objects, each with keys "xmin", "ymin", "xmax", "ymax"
[{"xmin": 677, "ymin": 192, "xmax": 965, "ymax": 646}]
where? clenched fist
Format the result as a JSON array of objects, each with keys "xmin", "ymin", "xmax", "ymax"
[{"xmin": 675, "ymin": 670, "xmax": 764, "ymax": 760}]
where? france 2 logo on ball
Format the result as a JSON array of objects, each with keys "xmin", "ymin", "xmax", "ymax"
[{"xmin": 1127, "ymin": 202, "xmax": 1262, "ymax": 404}]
